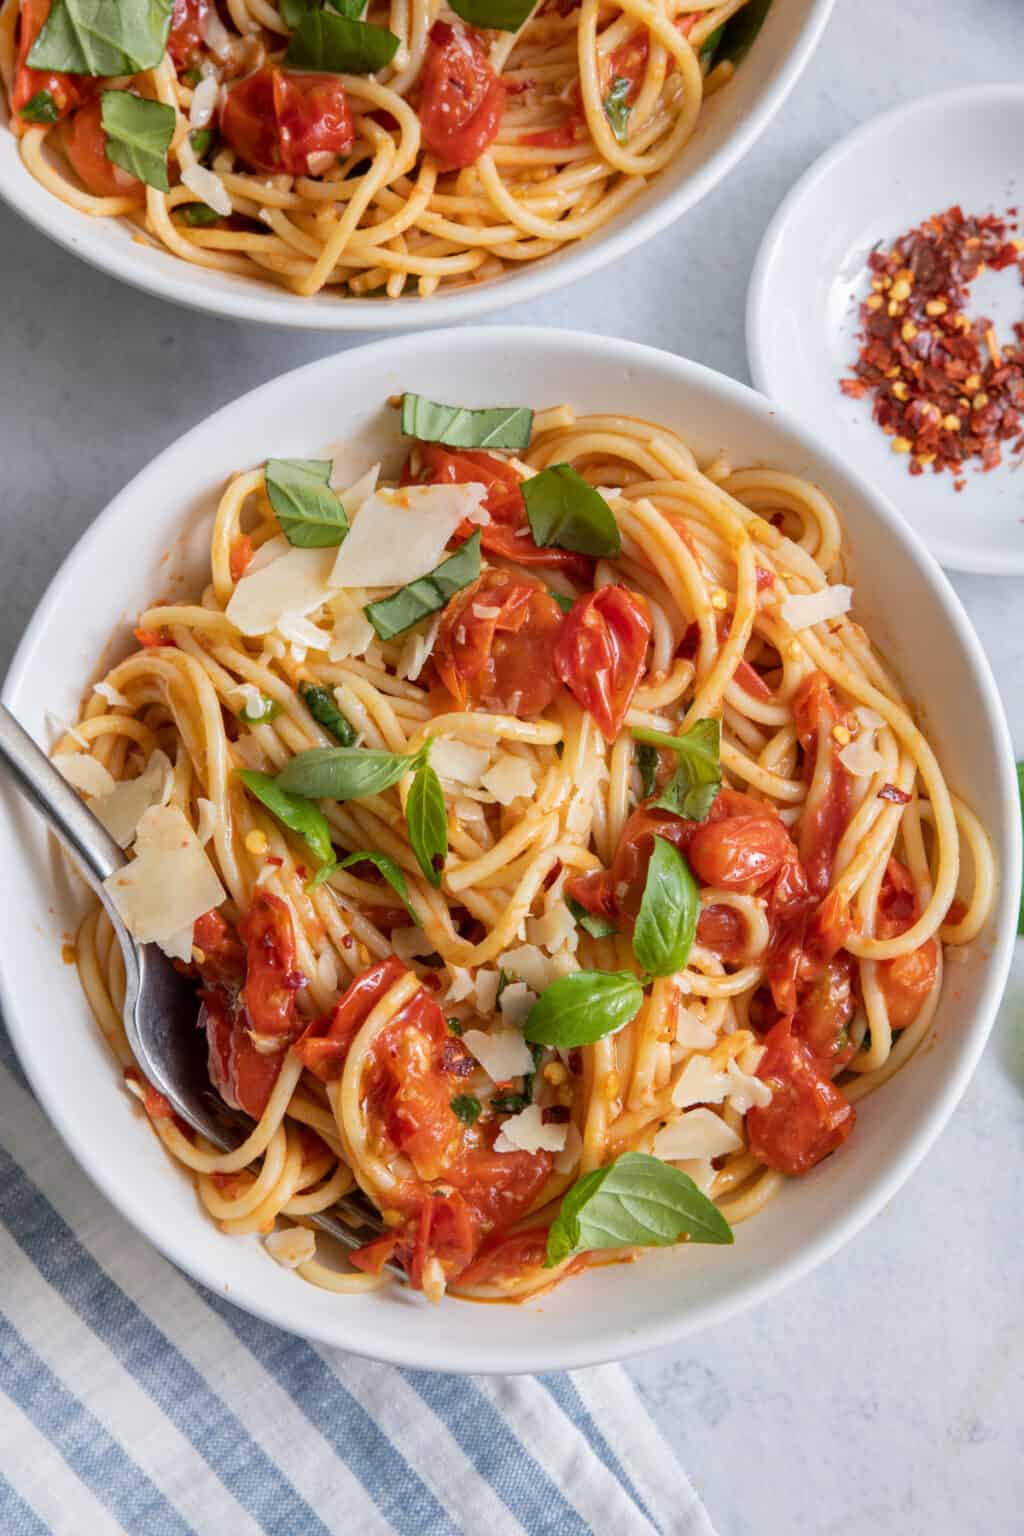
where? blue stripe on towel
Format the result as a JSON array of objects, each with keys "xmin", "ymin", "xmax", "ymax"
[
  {"xmin": 0, "ymin": 1142, "xmax": 330, "ymax": 1536},
  {"xmin": 0, "ymin": 1023, "xmax": 30, "ymax": 1094},
  {"xmin": 539, "ymin": 1373, "xmax": 656, "ymax": 1528},
  {"xmin": 0, "ymin": 1473, "xmax": 62, "ymax": 1536},
  {"xmin": 0, "ymin": 1312, "xmax": 191, "ymax": 1535}
]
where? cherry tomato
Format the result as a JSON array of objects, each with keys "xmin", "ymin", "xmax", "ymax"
[
  {"xmin": 746, "ymin": 1017, "xmax": 856, "ymax": 1175},
  {"xmin": 63, "ymin": 100, "xmax": 144, "ymax": 200},
  {"xmin": 687, "ymin": 809, "xmax": 801, "ymax": 892},
  {"xmin": 238, "ymin": 892, "xmax": 303, "ymax": 1040},
  {"xmin": 294, "ymin": 954, "xmax": 406, "ymax": 1082},
  {"xmin": 695, "ymin": 903, "xmax": 747, "ymax": 963},
  {"xmin": 793, "ymin": 671, "xmax": 854, "ymax": 897},
  {"xmin": 553, "ymin": 586, "xmax": 651, "ymax": 742},
  {"xmin": 202, "ymin": 990, "xmax": 287, "ymax": 1119},
  {"xmin": 194, "ymin": 908, "xmax": 245, "ymax": 989},
  {"xmin": 793, "ymin": 953, "xmax": 856, "ymax": 1070},
  {"xmin": 12, "ymin": 0, "xmax": 88, "ymax": 125},
  {"xmin": 221, "ymin": 66, "xmax": 354, "ymax": 176},
  {"xmin": 434, "ymin": 568, "xmax": 563, "ymax": 717},
  {"xmin": 873, "ymin": 860, "xmax": 938, "ymax": 1029},
  {"xmin": 455, "ymin": 1226, "xmax": 551, "ymax": 1288},
  {"xmin": 418, "ymin": 21, "xmax": 505, "ymax": 169},
  {"xmin": 168, "ymin": 0, "xmax": 211, "ymax": 67}
]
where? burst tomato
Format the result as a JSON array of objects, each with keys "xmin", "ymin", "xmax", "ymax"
[
  {"xmin": 455, "ymin": 1226, "xmax": 551, "ymax": 1287},
  {"xmin": 194, "ymin": 908, "xmax": 245, "ymax": 989},
  {"xmin": 202, "ymin": 990, "xmax": 285, "ymax": 1120},
  {"xmin": 746, "ymin": 1017, "xmax": 856, "ymax": 1175},
  {"xmin": 168, "ymin": 0, "xmax": 211, "ymax": 66},
  {"xmin": 63, "ymin": 100, "xmax": 144, "ymax": 199},
  {"xmin": 793, "ymin": 671, "xmax": 854, "ymax": 897},
  {"xmin": 687, "ymin": 809, "xmax": 800, "ymax": 892},
  {"xmin": 434, "ymin": 568, "xmax": 563, "ymax": 717},
  {"xmin": 418, "ymin": 21, "xmax": 505, "ymax": 168},
  {"xmin": 873, "ymin": 859, "xmax": 938, "ymax": 1029},
  {"xmin": 294, "ymin": 954, "xmax": 407, "ymax": 1082},
  {"xmin": 553, "ymin": 586, "xmax": 651, "ymax": 741},
  {"xmin": 12, "ymin": 0, "xmax": 88, "ymax": 126},
  {"xmin": 793, "ymin": 953, "xmax": 857, "ymax": 1070},
  {"xmin": 221, "ymin": 66, "xmax": 354, "ymax": 176},
  {"xmin": 239, "ymin": 892, "xmax": 303, "ymax": 1040}
]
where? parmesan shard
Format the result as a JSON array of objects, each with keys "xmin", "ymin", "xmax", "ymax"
[
  {"xmin": 480, "ymin": 755, "xmax": 535, "ymax": 805},
  {"xmin": 473, "ymin": 968, "xmax": 500, "ymax": 1015},
  {"xmin": 329, "ymin": 484, "xmax": 489, "ymax": 589},
  {"xmin": 526, "ymin": 903, "xmax": 578, "ymax": 956},
  {"xmin": 397, "ymin": 613, "xmax": 442, "ymax": 683},
  {"xmin": 332, "ymin": 461, "xmax": 379, "ymax": 508},
  {"xmin": 93, "ymin": 680, "xmax": 131, "ymax": 708},
  {"xmin": 653, "ymin": 1108, "xmax": 743, "ymax": 1161},
  {"xmin": 265, "ymin": 1227, "xmax": 317, "ymax": 1269},
  {"xmin": 327, "ymin": 590, "xmax": 375, "ymax": 661},
  {"xmin": 498, "ymin": 943, "xmax": 575, "ymax": 994},
  {"xmin": 838, "ymin": 732, "xmax": 884, "ymax": 778},
  {"xmin": 780, "ymin": 584, "xmax": 853, "ymax": 631},
  {"xmin": 724, "ymin": 1055, "xmax": 771, "ymax": 1113},
  {"xmin": 494, "ymin": 1103, "xmax": 567, "ymax": 1155},
  {"xmin": 671, "ymin": 1053, "xmax": 730, "ymax": 1110},
  {"xmin": 93, "ymin": 749, "xmax": 174, "ymax": 848},
  {"xmin": 445, "ymin": 966, "xmax": 475, "ymax": 1004},
  {"xmin": 674, "ymin": 1157, "xmax": 715, "ymax": 1194},
  {"xmin": 181, "ymin": 162, "xmax": 232, "ymax": 217},
  {"xmin": 498, "ymin": 980, "xmax": 537, "ymax": 1029},
  {"xmin": 462, "ymin": 1027, "xmax": 535, "ymax": 1084},
  {"xmin": 57, "ymin": 753, "xmax": 117, "ymax": 799},
  {"xmin": 225, "ymin": 541, "xmax": 338, "ymax": 638},
  {"xmin": 430, "ymin": 737, "xmax": 490, "ymax": 788},
  {"xmin": 102, "ymin": 804, "xmax": 226, "ymax": 962},
  {"xmin": 675, "ymin": 1004, "xmax": 717, "ymax": 1051}
]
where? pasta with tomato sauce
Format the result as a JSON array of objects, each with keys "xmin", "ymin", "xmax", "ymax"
[
  {"xmin": 1, "ymin": 0, "xmax": 770, "ymax": 300},
  {"xmin": 54, "ymin": 393, "xmax": 994, "ymax": 1303}
]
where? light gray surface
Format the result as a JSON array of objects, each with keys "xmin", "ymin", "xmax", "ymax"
[{"xmin": 1, "ymin": 1, "xmax": 1022, "ymax": 1533}]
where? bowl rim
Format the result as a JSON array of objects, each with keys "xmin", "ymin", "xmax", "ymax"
[
  {"xmin": 1, "ymin": 325, "xmax": 1018, "ymax": 1372},
  {"xmin": 0, "ymin": 0, "xmax": 836, "ymax": 332},
  {"xmin": 745, "ymin": 80, "xmax": 1024, "ymax": 576}
]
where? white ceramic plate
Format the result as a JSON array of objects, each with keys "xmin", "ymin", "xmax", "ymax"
[
  {"xmin": 1, "ymin": 328, "xmax": 1018, "ymax": 1374},
  {"xmin": 0, "ymin": 0, "xmax": 834, "ymax": 330},
  {"xmin": 747, "ymin": 84, "xmax": 1024, "ymax": 575}
]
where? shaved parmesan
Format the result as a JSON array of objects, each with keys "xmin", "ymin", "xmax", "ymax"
[
  {"xmin": 494, "ymin": 1103, "xmax": 567, "ymax": 1154},
  {"xmin": 390, "ymin": 926, "xmax": 437, "ymax": 964},
  {"xmin": 200, "ymin": 7, "xmax": 232, "ymax": 58},
  {"xmin": 431, "ymin": 738, "xmax": 490, "ymax": 787},
  {"xmin": 265, "ymin": 1227, "xmax": 316, "ymax": 1269},
  {"xmin": 305, "ymin": 150, "xmax": 335, "ymax": 177},
  {"xmin": 445, "ymin": 966, "xmax": 475, "ymax": 1004},
  {"xmin": 181, "ymin": 161, "xmax": 231, "ymax": 217},
  {"xmin": 672, "ymin": 1053, "xmax": 730, "ymax": 1110},
  {"xmin": 675, "ymin": 1005, "xmax": 717, "ymax": 1051},
  {"xmin": 855, "ymin": 705, "xmax": 885, "ymax": 730},
  {"xmin": 526, "ymin": 903, "xmax": 578, "ymax": 956},
  {"xmin": 93, "ymin": 749, "xmax": 174, "ymax": 848},
  {"xmin": 276, "ymin": 613, "xmax": 332, "ymax": 653},
  {"xmin": 195, "ymin": 798, "xmax": 217, "ymax": 847},
  {"xmin": 725, "ymin": 1055, "xmax": 772, "ymax": 1114},
  {"xmin": 102, "ymin": 804, "xmax": 225, "ymax": 962},
  {"xmin": 481, "ymin": 755, "xmax": 535, "ymax": 806},
  {"xmin": 498, "ymin": 980, "xmax": 537, "ymax": 1029},
  {"xmin": 332, "ymin": 461, "xmax": 379, "ymax": 508},
  {"xmin": 329, "ymin": 484, "xmax": 489, "ymax": 590},
  {"xmin": 57, "ymin": 753, "xmax": 117, "ymax": 798},
  {"xmin": 327, "ymin": 590, "xmax": 375, "ymax": 661},
  {"xmin": 473, "ymin": 968, "xmax": 500, "ymax": 1015},
  {"xmin": 226, "ymin": 540, "xmax": 337, "ymax": 638},
  {"xmin": 653, "ymin": 1108, "xmax": 743, "ymax": 1161},
  {"xmin": 838, "ymin": 733, "xmax": 883, "ymax": 778},
  {"xmin": 498, "ymin": 944, "xmax": 574, "ymax": 994},
  {"xmin": 462, "ymin": 1027, "xmax": 534, "ymax": 1084},
  {"xmin": 673, "ymin": 1157, "xmax": 715, "ymax": 1194},
  {"xmin": 189, "ymin": 73, "xmax": 219, "ymax": 128},
  {"xmin": 780, "ymin": 584, "xmax": 853, "ymax": 631},
  {"xmin": 397, "ymin": 613, "xmax": 441, "ymax": 683},
  {"xmin": 93, "ymin": 680, "xmax": 130, "ymax": 708},
  {"xmin": 232, "ymin": 735, "xmax": 269, "ymax": 772},
  {"xmin": 233, "ymin": 682, "xmax": 267, "ymax": 716}
]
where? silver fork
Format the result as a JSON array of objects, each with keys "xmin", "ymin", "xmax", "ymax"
[{"xmin": 0, "ymin": 703, "xmax": 393, "ymax": 1261}]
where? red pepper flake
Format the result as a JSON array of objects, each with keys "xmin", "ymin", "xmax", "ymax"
[
  {"xmin": 877, "ymin": 783, "xmax": 912, "ymax": 804},
  {"xmin": 840, "ymin": 205, "xmax": 1024, "ymax": 486},
  {"xmin": 542, "ymin": 858, "xmax": 563, "ymax": 891}
]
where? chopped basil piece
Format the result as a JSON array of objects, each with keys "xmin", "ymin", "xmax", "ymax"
[
  {"xmin": 632, "ymin": 837, "xmax": 699, "ymax": 978},
  {"xmin": 181, "ymin": 66, "xmax": 201, "ymax": 87},
  {"xmin": 523, "ymin": 464, "xmax": 621, "ymax": 558},
  {"xmin": 450, "ymin": 1094, "xmax": 482, "ymax": 1124},
  {"xmin": 285, "ymin": 11, "xmax": 400, "ymax": 73},
  {"xmin": 633, "ymin": 718, "xmax": 721, "ymax": 822},
  {"xmin": 101, "ymin": 91, "xmax": 175, "ymax": 192},
  {"xmin": 29, "ymin": 0, "xmax": 173, "ymax": 76},
  {"xmin": 238, "ymin": 695, "xmax": 281, "ymax": 725},
  {"xmin": 265, "ymin": 458, "xmax": 348, "ymax": 548},
  {"xmin": 447, "ymin": 1017, "xmax": 463, "ymax": 1036},
  {"xmin": 181, "ymin": 203, "xmax": 222, "ymax": 227},
  {"xmin": 603, "ymin": 76, "xmax": 632, "ymax": 143},
  {"xmin": 400, "ymin": 393, "xmax": 533, "ymax": 451},
  {"xmin": 306, "ymin": 849, "xmax": 418, "ymax": 923},
  {"xmin": 299, "ymin": 681, "xmax": 356, "ymax": 746},
  {"xmin": 699, "ymin": 23, "xmax": 723, "ymax": 67},
  {"xmin": 545, "ymin": 1151, "xmax": 733, "ymax": 1267},
  {"xmin": 364, "ymin": 532, "xmax": 481, "ymax": 641},
  {"xmin": 524, "ymin": 970, "xmax": 643, "ymax": 1048},
  {"xmin": 636, "ymin": 740, "xmax": 659, "ymax": 799},
  {"xmin": 189, "ymin": 126, "xmax": 216, "ymax": 161},
  {"xmin": 548, "ymin": 589, "xmax": 574, "ymax": 615},
  {"xmin": 448, "ymin": 0, "xmax": 535, "ymax": 32},
  {"xmin": 566, "ymin": 897, "xmax": 618, "ymax": 940},
  {"xmin": 490, "ymin": 1090, "xmax": 530, "ymax": 1114},
  {"xmin": 712, "ymin": 0, "xmax": 772, "ymax": 65},
  {"xmin": 238, "ymin": 769, "xmax": 334, "ymax": 866},
  {"xmin": 278, "ymin": 742, "xmax": 426, "ymax": 801},
  {"xmin": 406, "ymin": 759, "xmax": 447, "ymax": 888},
  {"xmin": 19, "ymin": 89, "xmax": 59, "ymax": 124}
]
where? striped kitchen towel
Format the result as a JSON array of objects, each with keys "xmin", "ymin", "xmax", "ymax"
[{"xmin": 0, "ymin": 1024, "xmax": 715, "ymax": 1536}]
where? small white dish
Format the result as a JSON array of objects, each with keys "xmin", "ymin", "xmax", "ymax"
[
  {"xmin": 747, "ymin": 83, "xmax": 1024, "ymax": 575},
  {"xmin": 0, "ymin": 0, "xmax": 835, "ymax": 331},
  {"xmin": 0, "ymin": 328, "xmax": 1018, "ymax": 1373}
]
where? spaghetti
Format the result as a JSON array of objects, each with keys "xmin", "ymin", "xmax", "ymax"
[
  {"xmin": 2, "ymin": 0, "xmax": 769, "ymax": 300},
  {"xmin": 54, "ymin": 394, "xmax": 994, "ymax": 1303}
]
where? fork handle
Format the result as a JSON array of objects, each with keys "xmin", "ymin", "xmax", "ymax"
[{"xmin": 0, "ymin": 704, "xmax": 125, "ymax": 891}]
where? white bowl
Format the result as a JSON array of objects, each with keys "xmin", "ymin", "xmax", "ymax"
[
  {"xmin": 0, "ymin": 0, "xmax": 834, "ymax": 331},
  {"xmin": 1, "ymin": 328, "xmax": 1017, "ymax": 1373},
  {"xmin": 747, "ymin": 83, "xmax": 1024, "ymax": 575}
]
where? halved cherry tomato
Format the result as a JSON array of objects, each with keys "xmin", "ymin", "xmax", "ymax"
[
  {"xmin": 221, "ymin": 66, "xmax": 354, "ymax": 176},
  {"xmin": 695, "ymin": 903, "xmax": 747, "ymax": 963},
  {"xmin": 239, "ymin": 892, "xmax": 303, "ymax": 1040},
  {"xmin": 168, "ymin": 0, "xmax": 211, "ymax": 67},
  {"xmin": 746, "ymin": 1017, "xmax": 856, "ymax": 1175},
  {"xmin": 553, "ymin": 586, "xmax": 651, "ymax": 742},
  {"xmin": 434, "ymin": 568, "xmax": 563, "ymax": 717},
  {"xmin": 455, "ymin": 1226, "xmax": 551, "ymax": 1287},
  {"xmin": 687, "ymin": 809, "xmax": 800, "ymax": 892},
  {"xmin": 63, "ymin": 100, "xmax": 144, "ymax": 200},
  {"xmin": 202, "ymin": 989, "xmax": 287, "ymax": 1119},
  {"xmin": 294, "ymin": 954, "xmax": 407, "ymax": 1082},
  {"xmin": 793, "ymin": 671, "xmax": 854, "ymax": 898},
  {"xmin": 418, "ymin": 21, "xmax": 505, "ymax": 169},
  {"xmin": 793, "ymin": 952, "xmax": 856, "ymax": 1070},
  {"xmin": 11, "ymin": 0, "xmax": 88, "ymax": 127},
  {"xmin": 194, "ymin": 908, "xmax": 245, "ymax": 989},
  {"xmin": 873, "ymin": 859, "xmax": 938, "ymax": 1029}
]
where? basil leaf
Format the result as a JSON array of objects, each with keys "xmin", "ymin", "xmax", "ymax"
[
  {"xmin": 307, "ymin": 849, "xmax": 418, "ymax": 923},
  {"xmin": 1018, "ymin": 762, "xmax": 1024, "ymax": 935},
  {"xmin": 603, "ymin": 76, "xmax": 631, "ymax": 143},
  {"xmin": 490, "ymin": 1090, "xmax": 530, "ymax": 1114},
  {"xmin": 636, "ymin": 741, "xmax": 658, "ymax": 799},
  {"xmin": 447, "ymin": 1017, "xmax": 463, "ymax": 1035},
  {"xmin": 714, "ymin": 0, "xmax": 772, "ymax": 65},
  {"xmin": 278, "ymin": 744, "xmax": 422, "ymax": 801},
  {"xmin": 632, "ymin": 837, "xmax": 699, "ymax": 979},
  {"xmin": 29, "ymin": 0, "xmax": 173, "ymax": 76},
  {"xmin": 406, "ymin": 760, "xmax": 447, "ymax": 888},
  {"xmin": 524, "ymin": 970, "xmax": 643, "ymax": 1048},
  {"xmin": 238, "ymin": 695, "xmax": 281, "ymax": 724},
  {"xmin": 299, "ymin": 681, "xmax": 356, "ymax": 746},
  {"xmin": 548, "ymin": 589, "xmax": 574, "ymax": 614},
  {"xmin": 286, "ymin": 11, "xmax": 400, "ymax": 73},
  {"xmin": 189, "ymin": 126, "xmax": 215, "ymax": 161},
  {"xmin": 523, "ymin": 465, "xmax": 621, "ymax": 558},
  {"xmin": 633, "ymin": 718, "xmax": 721, "ymax": 822},
  {"xmin": 265, "ymin": 459, "xmax": 348, "ymax": 548},
  {"xmin": 566, "ymin": 897, "xmax": 618, "ymax": 940},
  {"xmin": 448, "ymin": 0, "xmax": 534, "ymax": 31},
  {"xmin": 282, "ymin": 0, "xmax": 365, "ymax": 22},
  {"xmin": 181, "ymin": 203, "xmax": 222, "ymax": 227},
  {"xmin": 364, "ymin": 532, "xmax": 481, "ymax": 642},
  {"xmin": 545, "ymin": 1150, "xmax": 733, "ymax": 1266},
  {"xmin": 100, "ymin": 91, "xmax": 174, "ymax": 192},
  {"xmin": 699, "ymin": 23, "xmax": 723, "ymax": 67},
  {"xmin": 451, "ymin": 1094, "xmax": 482, "ymax": 1124},
  {"xmin": 19, "ymin": 89, "xmax": 59, "ymax": 124},
  {"xmin": 238, "ymin": 769, "xmax": 334, "ymax": 866},
  {"xmin": 400, "ymin": 393, "xmax": 533, "ymax": 451}
]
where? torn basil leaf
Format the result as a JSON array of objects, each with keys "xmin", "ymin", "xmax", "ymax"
[
  {"xmin": 523, "ymin": 464, "xmax": 621, "ymax": 558},
  {"xmin": 636, "ymin": 741, "xmax": 659, "ymax": 799},
  {"xmin": 702, "ymin": 0, "xmax": 772, "ymax": 69},
  {"xmin": 632, "ymin": 836, "xmax": 699, "ymax": 978},
  {"xmin": 364, "ymin": 531, "xmax": 481, "ymax": 641},
  {"xmin": 448, "ymin": 0, "xmax": 535, "ymax": 33},
  {"xmin": 29, "ymin": 0, "xmax": 173, "ymax": 76},
  {"xmin": 406, "ymin": 759, "xmax": 447, "ymax": 888},
  {"xmin": 306, "ymin": 849, "xmax": 418, "ymax": 923},
  {"xmin": 400, "ymin": 393, "xmax": 533, "ymax": 452},
  {"xmin": 299, "ymin": 682, "xmax": 356, "ymax": 746},
  {"xmin": 19, "ymin": 89, "xmax": 59, "ymax": 124},
  {"xmin": 548, "ymin": 589, "xmax": 574, "ymax": 614},
  {"xmin": 566, "ymin": 897, "xmax": 618, "ymax": 940},
  {"xmin": 524, "ymin": 970, "xmax": 643, "ymax": 1048},
  {"xmin": 633, "ymin": 718, "xmax": 721, "ymax": 822},
  {"xmin": 278, "ymin": 743, "xmax": 425, "ymax": 801},
  {"xmin": 603, "ymin": 76, "xmax": 632, "ymax": 143},
  {"xmin": 238, "ymin": 769, "xmax": 334, "ymax": 866},
  {"xmin": 181, "ymin": 202, "xmax": 222, "ymax": 227},
  {"xmin": 265, "ymin": 459, "xmax": 348, "ymax": 548},
  {"xmin": 285, "ymin": 11, "xmax": 399, "ymax": 73},
  {"xmin": 101, "ymin": 91, "xmax": 175, "ymax": 192}
]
